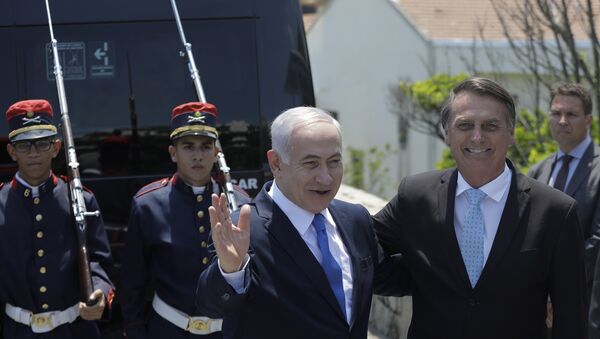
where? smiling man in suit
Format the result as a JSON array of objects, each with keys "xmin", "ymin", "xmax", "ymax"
[
  {"xmin": 373, "ymin": 77, "xmax": 587, "ymax": 339},
  {"xmin": 195, "ymin": 106, "xmax": 407, "ymax": 339}
]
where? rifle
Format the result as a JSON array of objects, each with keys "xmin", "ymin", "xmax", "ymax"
[
  {"xmin": 169, "ymin": 0, "xmax": 238, "ymax": 212},
  {"xmin": 44, "ymin": 0, "xmax": 100, "ymax": 305}
]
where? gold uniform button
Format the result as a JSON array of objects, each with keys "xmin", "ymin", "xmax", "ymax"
[
  {"xmin": 37, "ymin": 249, "xmax": 44, "ymax": 257},
  {"xmin": 40, "ymin": 267, "xmax": 47, "ymax": 274},
  {"xmin": 40, "ymin": 286, "xmax": 47, "ymax": 293},
  {"xmin": 35, "ymin": 214, "xmax": 43, "ymax": 222},
  {"xmin": 197, "ymin": 211, "xmax": 204, "ymax": 219},
  {"xmin": 201, "ymin": 241, "xmax": 207, "ymax": 248},
  {"xmin": 202, "ymin": 257, "xmax": 209, "ymax": 265},
  {"xmin": 198, "ymin": 226, "xmax": 205, "ymax": 234},
  {"xmin": 42, "ymin": 304, "xmax": 49, "ymax": 310},
  {"xmin": 196, "ymin": 195, "xmax": 203, "ymax": 203},
  {"xmin": 36, "ymin": 231, "xmax": 44, "ymax": 239},
  {"xmin": 33, "ymin": 197, "xmax": 40, "ymax": 205}
]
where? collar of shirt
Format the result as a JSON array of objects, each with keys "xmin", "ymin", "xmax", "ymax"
[
  {"xmin": 456, "ymin": 163, "xmax": 512, "ymax": 204},
  {"xmin": 191, "ymin": 186, "xmax": 206, "ymax": 195},
  {"xmin": 268, "ymin": 181, "xmax": 336, "ymax": 235},
  {"xmin": 557, "ymin": 135, "xmax": 591, "ymax": 160},
  {"xmin": 15, "ymin": 171, "xmax": 53, "ymax": 197}
]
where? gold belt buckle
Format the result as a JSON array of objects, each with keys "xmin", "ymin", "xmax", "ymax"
[
  {"xmin": 187, "ymin": 318, "xmax": 210, "ymax": 333},
  {"xmin": 31, "ymin": 313, "xmax": 51, "ymax": 327}
]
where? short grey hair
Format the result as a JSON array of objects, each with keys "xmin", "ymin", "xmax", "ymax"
[{"xmin": 270, "ymin": 106, "xmax": 341, "ymax": 163}]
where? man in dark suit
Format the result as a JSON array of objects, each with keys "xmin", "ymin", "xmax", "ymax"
[
  {"xmin": 196, "ymin": 106, "xmax": 407, "ymax": 339},
  {"xmin": 528, "ymin": 83, "xmax": 600, "ymax": 333},
  {"xmin": 373, "ymin": 77, "xmax": 587, "ymax": 339}
]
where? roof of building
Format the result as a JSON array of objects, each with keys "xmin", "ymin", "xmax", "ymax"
[
  {"xmin": 302, "ymin": 0, "xmax": 599, "ymax": 42},
  {"xmin": 394, "ymin": 0, "xmax": 599, "ymax": 41}
]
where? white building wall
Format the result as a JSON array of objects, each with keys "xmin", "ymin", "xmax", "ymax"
[{"xmin": 308, "ymin": 0, "xmax": 445, "ymax": 198}]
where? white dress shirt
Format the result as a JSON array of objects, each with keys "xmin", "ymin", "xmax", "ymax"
[
  {"xmin": 548, "ymin": 135, "xmax": 591, "ymax": 190},
  {"xmin": 454, "ymin": 164, "xmax": 512, "ymax": 264},
  {"xmin": 222, "ymin": 181, "xmax": 354, "ymax": 323}
]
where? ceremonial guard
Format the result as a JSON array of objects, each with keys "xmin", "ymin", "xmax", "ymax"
[
  {"xmin": 121, "ymin": 102, "xmax": 249, "ymax": 338},
  {"xmin": 0, "ymin": 99, "xmax": 114, "ymax": 338}
]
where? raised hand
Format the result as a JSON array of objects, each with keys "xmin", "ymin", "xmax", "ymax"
[{"xmin": 208, "ymin": 193, "xmax": 251, "ymax": 273}]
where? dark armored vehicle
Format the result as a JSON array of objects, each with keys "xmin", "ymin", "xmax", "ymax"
[{"xmin": 0, "ymin": 0, "xmax": 314, "ymax": 336}]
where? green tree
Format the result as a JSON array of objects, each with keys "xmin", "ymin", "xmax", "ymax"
[
  {"xmin": 390, "ymin": 73, "xmax": 469, "ymax": 142},
  {"xmin": 344, "ymin": 144, "xmax": 395, "ymax": 197}
]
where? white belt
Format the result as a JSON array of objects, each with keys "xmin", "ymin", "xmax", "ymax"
[
  {"xmin": 4, "ymin": 302, "xmax": 79, "ymax": 333},
  {"xmin": 152, "ymin": 294, "xmax": 222, "ymax": 335}
]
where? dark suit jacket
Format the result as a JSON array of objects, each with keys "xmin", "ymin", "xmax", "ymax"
[
  {"xmin": 196, "ymin": 181, "xmax": 407, "ymax": 339},
  {"xmin": 373, "ymin": 161, "xmax": 587, "ymax": 339},
  {"xmin": 529, "ymin": 142, "xmax": 600, "ymax": 283}
]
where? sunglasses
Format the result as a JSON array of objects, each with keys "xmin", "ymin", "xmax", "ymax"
[{"xmin": 11, "ymin": 138, "xmax": 55, "ymax": 153}]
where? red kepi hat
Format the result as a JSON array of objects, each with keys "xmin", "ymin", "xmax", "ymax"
[
  {"xmin": 5, "ymin": 99, "xmax": 58, "ymax": 142},
  {"xmin": 170, "ymin": 102, "xmax": 219, "ymax": 140}
]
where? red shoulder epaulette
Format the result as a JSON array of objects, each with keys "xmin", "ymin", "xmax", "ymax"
[
  {"xmin": 58, "ymin": 174, "xmax": 93, "ymax": 193},
  {"xmin": 135, "ymin": 178, "xmax": 169, "ymax": 198}
]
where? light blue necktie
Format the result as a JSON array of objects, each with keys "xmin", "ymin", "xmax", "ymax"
[
  {"xmin": 313, "ymin": 213, "xmax": 346, "ymax": 317},
  {"xmin": 460, "ymin": 188, "xmax": 486, "ymax": 287}
]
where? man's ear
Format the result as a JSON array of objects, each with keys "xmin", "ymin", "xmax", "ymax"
[
  {"xmin": 168, "ymin": 144, "xmax": 177, "ymax": 163},
  {"xmin": 6, "ymin": 143, "xmax": 16, "ymax": 161},
  {"xmin": 213, "ymin": 142, "xmax": 219, "ymax": 160},
  {"xmin": 51, "ymin": 139, "xmax": 62, "ymax": 159},
  {"xmin": 267, "ymin": 150, "xmax": 281, "ymax": 174}
]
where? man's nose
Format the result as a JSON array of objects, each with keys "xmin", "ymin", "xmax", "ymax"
[
  {"xmin": 470, "ymin": 126, "xmax": 484, "ymax": 142},
  {"xmin": 315, "ymin": 165, "xmax": 333, "ymax": 185},
  {"xmin": 559, "ymin": 114, "xmax": 568, "ymax": 125}
]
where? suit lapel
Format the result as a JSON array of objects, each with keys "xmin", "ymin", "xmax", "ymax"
[
  {"xmin": 565, "ymin": 143, "xmax": 596, "ymax": 196},
  {"xmin": 254, "ymin": 184, "xmax": 347, "ymax": 322},
  {"xmin": 476, "ymin": 163, "xmax": 530, "ymax": 290},
  {"xmin": 329, "ymin": 202, "xmax": 360, "ymax": 327},
  {"xmin": 538, "ymin": 156, "xmax": 555, "ymax": 184},
  {"xmin": 438, "ymin": 169, "xmax": 473, "ymax": 291}
]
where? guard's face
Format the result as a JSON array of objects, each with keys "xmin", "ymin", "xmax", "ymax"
[
  {"xmin": 169, "ymin": 135, "xmax": 217, "ymax": 186},
  {"xmin": 7, "ymin": 137, "xmax": 61, "ymax": 186},
  {"xmin": 549, "ymin": 94, "xmax": 592, "ymax": 153},
  {"xmin": 268, "ymin": 121, "xmax": 343, "ymax": 213},
  {"xmin": 445, "ymin": 92, "xmax": 514, "ymax": 187}
]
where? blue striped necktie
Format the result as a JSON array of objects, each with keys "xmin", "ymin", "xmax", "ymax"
[
  {"xmin": 460, "ymin": 188, "xmax": 486, "ymax": 287},
  {"xmin": 312, "ymin": 213, "xmax": 346, "ymax": 317}
]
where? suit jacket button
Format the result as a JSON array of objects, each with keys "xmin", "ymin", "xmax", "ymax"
[
  {"xmin": 222, "ymin": 293, "xmax": 230, "ymax": 301},
  {"xmin": 468, "ymin": 298, "xmax": 477, "ymax": 307}
]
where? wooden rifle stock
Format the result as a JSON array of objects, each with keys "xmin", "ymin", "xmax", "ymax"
[{"xmin": 44, "ymin": 0, "xmax": 100, "ymax": 305}]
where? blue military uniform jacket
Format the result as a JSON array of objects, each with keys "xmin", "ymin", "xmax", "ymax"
[
  {"xmin": 121, "ymin": 175, "xmax": 249, "ymax": 339},
  {"xmin": 0, "ymin": 174, "xmax": 114, "ymax": 339}
]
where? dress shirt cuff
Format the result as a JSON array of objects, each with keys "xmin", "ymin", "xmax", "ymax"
[{"xmin": 219, "ymin": 254, "xmax": 250, "ymax": 294}]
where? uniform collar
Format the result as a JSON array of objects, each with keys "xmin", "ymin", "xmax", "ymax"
[
  {"xmin": 171, "ymin": 174, "xmax": 216, "ymax": 196},
  {"xmin": 11, "ymin": 172, "xmax": 58, "ymax": 198}
]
